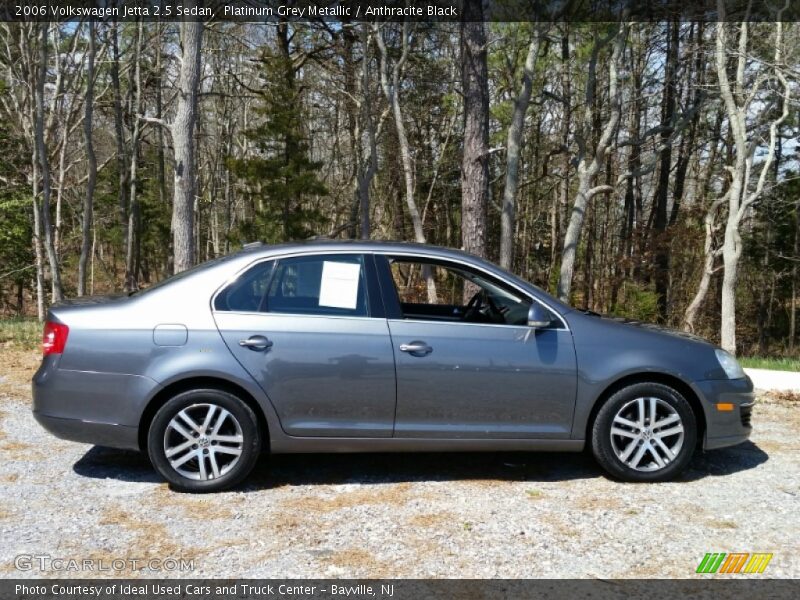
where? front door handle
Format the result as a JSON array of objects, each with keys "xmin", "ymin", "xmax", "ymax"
[
  {"xmin": 239, "ymin": 335, "xmax": 273, "ymax": 351},
  {"xmin": 399, "ymin": 341, "xmax": 433, "ymax": 356}
]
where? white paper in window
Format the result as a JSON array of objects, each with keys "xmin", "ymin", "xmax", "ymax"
[{"xmin": 318, "ymin": 261, "xmax": 361, "ymax": 309}]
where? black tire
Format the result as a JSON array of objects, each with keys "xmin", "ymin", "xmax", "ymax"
[
  {"xmin": 147, "ymin": 389, "xmax": 261, "ymax": 493},
  {"xmin": 591, "ymin": 382, "xmax": 697, "ymax": 482}
]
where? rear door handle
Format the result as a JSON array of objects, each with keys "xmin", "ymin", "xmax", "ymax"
[
  {"xmin": 239, "ymin": 335, "xmax": 273, "ymax": 351},
  {"xmin": 399, "ymin": 341, "xmax": 433, "ymax": 356}
]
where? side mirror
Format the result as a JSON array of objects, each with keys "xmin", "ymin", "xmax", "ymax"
[{"xmin": 527, "ymin": 303, "xmax": 551, "ymax": 329}]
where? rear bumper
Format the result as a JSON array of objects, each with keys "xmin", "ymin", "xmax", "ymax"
[
  {"xmin": 694, "ymin": 376, "xmax": 755, "ymax": 450},
  {"xmin": 32, "ymin": 356, "xmax": 159, "ymax": 451},
  {"xmin": 33, "ymin": 412, "xmax": 139, "ymax": 450}
]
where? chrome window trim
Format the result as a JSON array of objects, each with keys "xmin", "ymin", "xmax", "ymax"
[
  {"xmin": 210, "ymin": 250, "xmax": 373, "ymax": 318},
  {"xmin": 211, "ymin": 248, "xmax": 570, "ymax": 331},
  {"xmin": 382, "ymin": 250, "xmax": 570, "ymax": 332}
]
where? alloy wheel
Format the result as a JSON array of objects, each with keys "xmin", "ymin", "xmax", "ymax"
[
  {"xmin": 609, "ymin": 397, "xmax": 685, "ymax": 472},
  {"xmin": 163, "ymin": 403, "xmax": 244, "ymax": 481}
]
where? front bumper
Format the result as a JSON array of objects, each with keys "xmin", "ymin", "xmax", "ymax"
[{"xmin": 694, "ymin": 376, "xmax": 755, "ymax": 450}]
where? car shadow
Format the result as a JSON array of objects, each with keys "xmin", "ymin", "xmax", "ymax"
[
  {"xmin": 72, "ymin": 441, "xmax": 769, "ymax": 489},
  {"xmin": 73, "ymin": 446, "xmax": 161, "ymax": 484},
  {"xmin": 683, "ymin": 441, "xmax": 769, "ymax": 481}
]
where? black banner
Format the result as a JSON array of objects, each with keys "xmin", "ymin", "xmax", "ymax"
[
  {"xmin": 1, "ymin": 0, "xmax": 799, "ymax": 23},
  {"xmin": 5, "ymin": 579, "xmax": 800, "ymax": 600}
]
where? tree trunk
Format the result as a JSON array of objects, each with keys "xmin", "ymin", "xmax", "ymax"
[
  {"xmin": 109, "ymin": 21, "xmax": 129, "ymax": 251},
  {"xmin": 35, "ymin": 23, "xmax": 63, "ymax": 302},
  {"xmin": 125, "ymin": 21, "xmax": 144, "ymax": 291},
  {"xmin": 460, "ymin": 7, "xmax": 489, "ymax": 260},
  {"xmin": 652, "ymin": 20, "xmax": 679, "ymax": 321},
  {"xmin": 77, "ymin": 21, "xmax": 96, "ymax": 296},
  {"xmin": 171, "ymin": 18, "xmax": 203, "ymax": 273},
  {"xmin": 357, "ymin": 25, "xmax": 379, "ymax": 240},
  {"xmin": 791, "ymin": 194, "xmax": 799, "ymax": 352},
  {"xmin": 499, "ymin": 27, "xmax": 541, "ymax": 269}
]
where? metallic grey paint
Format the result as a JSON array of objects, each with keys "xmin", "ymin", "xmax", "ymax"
[{"xmin": 32, "ymin": 240, "xmax": 753, "ymax": 459}]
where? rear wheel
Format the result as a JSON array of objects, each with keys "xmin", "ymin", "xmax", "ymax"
[
  {"xmin": 591, "ymin": 382, "xmax": 697, "ymax": 482},
  {"xmin": 147, "ymin": 389, "xmax": 261, "ymax": 492}
]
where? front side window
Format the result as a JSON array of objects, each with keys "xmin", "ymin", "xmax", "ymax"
[
  {"xmin": 216, "ymin": 254, "xmax": 369, "ymax": 317},
  {"xmin": 389, "ymin": 258, "xmax": 536, "ymax": 326}
]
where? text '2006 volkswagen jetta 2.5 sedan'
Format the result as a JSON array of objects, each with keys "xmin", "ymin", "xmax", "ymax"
[{"xmin": 33, "ymin": 241, "xmax": 754, "ymax": 492}]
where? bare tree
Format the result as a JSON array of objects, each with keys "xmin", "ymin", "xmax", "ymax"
[
  {"xmin": 460, "ymin": 7, "xmax": 489, "ymax": 260},
  {"xmin": 125, "ymin": 21, "xmax": 144, "ymax": 291},
  {"xmin": 77, "ymin": 21, "xmax": 96, "ymax": 296},
  {"xmin": 34, "ymin": 23, "xmax": 62, "ymax": 302},
  {"xmin": 557, "ymin": 23, "xmax": 627, "ymax": 303},
  {"xmin": 714, "ymin": 0, "xmax": 791, "ymax": 353},
  {"xmin": 171, "ymin": 19, "xmax": 203, "ymax": 273},
  {"xmin": 499, "ymin": 25, "xmax": 543, "ymax": 269}
]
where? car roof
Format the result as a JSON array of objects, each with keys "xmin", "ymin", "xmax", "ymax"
[{"xmin": 241, "ymin": 239, "xmax": 479, "ymax": 261}]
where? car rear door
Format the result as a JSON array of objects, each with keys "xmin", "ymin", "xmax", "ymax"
[
  {"xmin": 376, "ymin": 254, "xmax": 577, "ymax": 439},
  {"xmin": 213, "ymin": 253, "xmax": 397, "ymax": 437}
]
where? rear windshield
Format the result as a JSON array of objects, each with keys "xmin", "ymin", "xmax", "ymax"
[{"xmin": 131, "ymin": 255, "xmax": 233, "ymax": 296}]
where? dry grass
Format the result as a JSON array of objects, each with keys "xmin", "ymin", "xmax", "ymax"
[
  {"xmin": 762, "ymin": 390, "xmax": 800, "ymax": 405},
  {"xmin": 525, "ymin": 488, "xmax": 544, "ymax": 499},
  {"xmin": 325, "ymin": 548, "xmax": 391, "ymax": 576},
  {"xmin": 571, "ymin": 494, "xmax": 625, "ymax": 511},
  {"xmin": 93, "ymin": 508, "xmax": 201, "ymax": 574},
  {"xmin": 0, "ymin": 348, "xmax": 39, "ymax": 401},
  {"xmin": 408, "ymin": 511, "xmax": 456, "ymax": 529},
  {"xmin": 706, "ymin": 519, "xmax": 738, "ymax": 530},
  {"xmin": 279, "ymin": 482, "xmax": 413, "ymax": 514},
  {"xmin": 147, "ymin": 486, "xmax": 238, "ymax": 520}
]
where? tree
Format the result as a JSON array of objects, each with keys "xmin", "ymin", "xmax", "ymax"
[
  {"xmin": 499, "ymin": 24, "xmax": 543, "ymax": 269},
  {"xmin": 34, "ymin": 23, "xmax": 63, "ymax": 302},
  {"xmin": 171, "ymin": 18, "xmax": 203, "ymax": 273},
  {"xmin": 460, "ymin": 5, "xmax": 489, "ymax": 260},
  {"xmin": 713, "ymin": 2, "xmax": 791, "ymax": 353},
  {"xmin": 77, "ymin": 21, "xmax": 97, "ymax": 296},
  {"xmin": 227, "ymin": 23, "xmax": 328, "ymax": 243},
  {"xmin": 557, "ymin": 23, "xmax": 627, "ymax": 303}
]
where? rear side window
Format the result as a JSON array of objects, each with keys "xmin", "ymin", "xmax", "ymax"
[
  {"xmin": 214, "ymin": 254, "xmax": 368, "ymax": 317},
  {"xmin": 267, "ymin": 254, "xmax": 368, "ymax": 317}
]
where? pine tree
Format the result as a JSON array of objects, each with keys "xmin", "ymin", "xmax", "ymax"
[{"xmin": 228, "ymin": 26, "xmax": 327, "ymax": 243}]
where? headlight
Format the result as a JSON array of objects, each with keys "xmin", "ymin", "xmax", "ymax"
[{"xmin": 715, "ymin": 349, "xmax": 745, "ymax": 379}]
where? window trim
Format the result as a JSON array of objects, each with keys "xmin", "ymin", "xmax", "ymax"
[
  {"xmin": 211, "ymin": 251, "xmax": 384, "ymax": 319},
  {"xmin": 376, "ymin": 252, "xmax": 569, "ymax": 331}
]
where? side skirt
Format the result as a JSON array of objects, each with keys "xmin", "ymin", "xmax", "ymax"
[{"xmin": 269, "ymin": 437, "xmax": 585, "ymax": 454}]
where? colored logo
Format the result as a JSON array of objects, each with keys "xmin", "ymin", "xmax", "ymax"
[{"xmin": 697, "ymin": 553, "xmax": 773, "ymax": 574}]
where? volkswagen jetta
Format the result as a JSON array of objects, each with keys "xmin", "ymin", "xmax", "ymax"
[{"xmin": 33, "ymin": 241, "xmax": 754, "ymax": 492}]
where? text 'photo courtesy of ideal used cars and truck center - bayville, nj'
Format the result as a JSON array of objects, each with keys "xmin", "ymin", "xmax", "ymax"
[{"xmin": 1, "ymin": 0, "xmax": 799, "ymax": 599}]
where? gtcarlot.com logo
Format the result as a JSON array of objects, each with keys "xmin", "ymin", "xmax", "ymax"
[
  {"xmin": 697, "ymin": 552, "xmax": 773, "ymax": 574},
  {"xmin": 14, "ymin": 554, "xmax": 195, "ymax": 572}
]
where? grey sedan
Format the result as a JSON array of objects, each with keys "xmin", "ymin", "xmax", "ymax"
[{"xmin": 32, "ymin": 241, "xmax": 754, "ymax": 492}]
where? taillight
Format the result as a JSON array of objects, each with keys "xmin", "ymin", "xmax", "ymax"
[{"xmin": 42, "ymin": 321, "xmax": 69, "ymax": 355}]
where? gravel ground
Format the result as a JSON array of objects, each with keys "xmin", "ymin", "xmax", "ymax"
[{"xmin": 1, "ymin": 349, "xmax": 799, "ymax": 579}]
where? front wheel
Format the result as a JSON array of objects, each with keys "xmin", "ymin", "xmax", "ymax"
[
  {"xmin": 147, "ymin": 389, "xmax": 261, "ymax": 493},
  {"xmin": 591, "ymin": 382, "xmax": 697, "ymax": 482}
]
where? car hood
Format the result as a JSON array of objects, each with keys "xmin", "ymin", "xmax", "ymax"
[{"xmin": 584, "ymin": 312, "xmax": 711, "ymax": 345}]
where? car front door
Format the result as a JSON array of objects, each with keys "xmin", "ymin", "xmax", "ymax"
[
  {"xmin": 213, "ymin": 253, "xmax": 397, "ymax": 437},
  {"xmin": 377, "ymin": 255, "xmax": 577, "ymax": 439}
]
